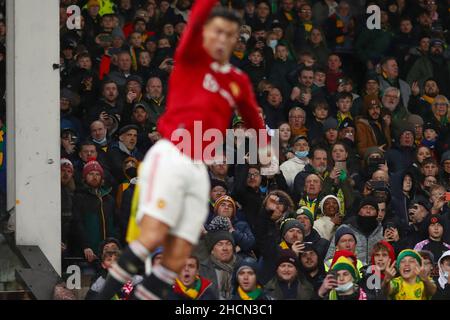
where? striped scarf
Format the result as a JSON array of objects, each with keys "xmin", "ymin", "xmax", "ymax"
[
  {"xmin": 238, "ymin": 285, "xmax": 263, "ymax": 300},
  {"xmin": 175, "ymin": 276, "xmax": 202, "ymax": 300}
]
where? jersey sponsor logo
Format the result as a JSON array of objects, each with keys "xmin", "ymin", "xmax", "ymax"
[
  {"xmin": 203, "ymin": 74, "xmax": 236, "ymax": 108},
  {"xmin": 203, "ymin": 73, "xmax": 219, "ymax": 93}
]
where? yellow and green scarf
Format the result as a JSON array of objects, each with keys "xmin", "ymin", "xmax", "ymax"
[
  {"xmin": 238, "ymin": 285, "xmax": 263, "ymax": 300},
  {"xmin": 175, "ymin": 276, "xmax": 202, "ymax": 300}
]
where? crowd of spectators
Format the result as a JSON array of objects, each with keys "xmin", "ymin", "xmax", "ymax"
[{"xmin": 5, "ymin": 0, "xmax": 450, "ymax": 300}]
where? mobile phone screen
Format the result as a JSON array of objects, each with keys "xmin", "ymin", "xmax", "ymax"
[{"xmin": 446, "ymin": 192, "xmax": 450, "ymax": 202}]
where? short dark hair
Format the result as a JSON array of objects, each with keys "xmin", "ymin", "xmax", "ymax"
[
  {"xmin": 336, "ymin": 92, "xmax": 353, "ymax": 101},
  {"xmin": 207, "ymin": 7, "xmax": 243, "ymax": 27},
  {"xmin": 188, "ymin": 255, "xmax": 200, "ymax": 270},
  {"xmin": 79, "ymin": 140, "xmax": 97, "ymax": 150}
]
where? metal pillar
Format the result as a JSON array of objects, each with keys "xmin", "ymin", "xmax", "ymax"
[{"xmin": 6, "ymin": 0, "xmax": 61, "ymax": 275}]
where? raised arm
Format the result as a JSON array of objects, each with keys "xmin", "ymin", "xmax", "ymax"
[{"xmin": 175, "ymin": 0, "xmax": 219, "ymax": 63}]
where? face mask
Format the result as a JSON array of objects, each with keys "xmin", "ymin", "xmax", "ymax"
[
  {"xmin": 93, "ymin": 137, "xmax": 107, "ymax": 145},
  {"xmin": 268, "ymin": 40, "xmax": 278, "ymax": 49},
  {"xmin": 335, "ymin": 281, "xmax": 354, "ymax": 293},
  {"xmin": 295, "ymin": 151, "xmax": 309, "ymax": 159},
  {"xmin": 240, "ymin": 33, "xmax": 250, "ymax": 42}
]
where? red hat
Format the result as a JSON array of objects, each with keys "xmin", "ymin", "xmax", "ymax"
[
  {"xmin": 83, "ymin": 159, "xmax": 104, "ymax": 179},
  {"xmin": 61, "ymin": 158, "xmax": 74, "ymax": 173},
  {"xmin": 330, "ymin": 250, "xmax": 358, "ymax": 270}
]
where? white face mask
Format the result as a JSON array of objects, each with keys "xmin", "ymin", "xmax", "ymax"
[
  {"xmin": 93, "ymin": 137, "xmax": 107, "ymax": 145},
  {"xmin": 268, "ymin": 40, "xmax": 278, "ymax": 49},
  {"xmin": 240, "ymin": 33, "xmax": 250, "ymax": 42},
  {"xmin": 335, "ymin": 281, "xmax": 353, "ymax": 293}
]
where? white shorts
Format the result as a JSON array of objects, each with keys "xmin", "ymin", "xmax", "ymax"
[{"xmin": 136, "ymin": 139, "xmax": 210, "ymax": 245}]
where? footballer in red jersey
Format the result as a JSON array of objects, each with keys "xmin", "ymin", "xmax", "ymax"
[{"xmin": 98, "ymin": 0, "xmax": 272, "ymax": 300}]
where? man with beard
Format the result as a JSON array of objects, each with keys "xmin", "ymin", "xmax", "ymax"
[
  {"xmin": 381, "ymin": 87, "xmax": 410, "ymax": 132},
  {"xmin": 407, "ymin": 38, "xmax": 450, "ymax": 98},
  {"xmin": 87, "ymin": 80, "xmax": 123, "ymax": 126},
  {"xmin": 408, "ymin": 79, "xmax": 440, "ymax": 119},
  {"xmin": 326, "ymin": 196, "xmax": 384, "ymax": 266},
  {"xmin": 299, "ymin": 244, "xmax": 326, "ymax": 292},
  {"xmin": 71, "ymin": 160, "xmax": 118, "ymax": 262},
  {"xmin": 356, "ymin": 95, "xmax": 391, "ymax": 158},
  {"xmin": 294, "ymin": 207, "xmax": 330, "ymax": 261}
]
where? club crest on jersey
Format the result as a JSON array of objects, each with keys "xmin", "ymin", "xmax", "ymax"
[
  {"xmin": 203, "ymin": 73, "xmax": 219, "ymax": 93},
  {"xmin": 229, "ymin": 82, "xmax": 240, "ymax": 98}
]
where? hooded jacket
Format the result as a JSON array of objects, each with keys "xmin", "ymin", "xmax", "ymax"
[
  {"xmin": 433, "ymin": 250, "xmax": 450, "ymax": 300},
  {"xmin": 325, "ymin": 219, "xmax": 384, "ymax": 266},
  {"xmin": 280, "ymin": 156, "xmax": 308, "ymax": 191}
]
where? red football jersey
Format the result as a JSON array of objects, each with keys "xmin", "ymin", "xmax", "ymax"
[{"xmin": 157, "ymin": 0, "xmax": 267, "ymax": 161}]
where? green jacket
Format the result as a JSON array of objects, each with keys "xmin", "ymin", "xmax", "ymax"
[
  {"xmin": 355, "ymin": 28, "xmax": 393, "ymax": 63},
  {"xmin": 406, "ymin": 56, "xmax": 450, "ymax": 90},
  {"xmin": 264, "ymin": 275, "xmax": 315, "ymax": 300},
  {"xmin": 72, "ymin": 186, "xmax": 117, "ymax": 255}
]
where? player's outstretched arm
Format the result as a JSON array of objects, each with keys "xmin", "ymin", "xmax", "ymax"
[{"xmin": 175, "ymin": 0, "xmax": 219, "ymax": 62}]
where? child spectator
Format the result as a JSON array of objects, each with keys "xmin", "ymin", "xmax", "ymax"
[{"xmin": 383, "ymin": 249, "xmax": 437, "ymax": 300}]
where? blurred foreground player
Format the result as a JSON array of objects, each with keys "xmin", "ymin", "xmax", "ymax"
[{"xmin": 98, "ymin": 0, "xmax": 271, "ymax": 300}]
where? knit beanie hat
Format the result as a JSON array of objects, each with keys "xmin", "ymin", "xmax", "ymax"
[
  {"xmin": 330, "ymin": 250, "xmax": 358, "ymax": 270},
  {"xmin": 426, "ymin": 214, "xmax": 446, "ymax": 235},
  {"xmin": 334, "ymin": 226, "xmax": 357, "ymax": 246},
  {"xmin": 83, "ymin": 159, "xmax": 104, "ymax": 179},
  {"xmin": 276, "ymin": 249, "xmax": 299, "ymax": 269},
  {"xmin": 61, "ymin": 158, "xmax": 74, "ymax": 173},
  {"xmin": 214, "ymin": 195, "xmax": 236, "ymax": 217},
  {"xmin": 319, "ymin": 195, "xmax": 341, "ymax": 215},
  {"xmin": 331, "ymin": 256, "xmax": 359, "ymax": 281},
  {"xmin": 296, "ymin": 206, "xmax": 314, "ymax": 226},
  {"xmin": 280, "ymin": 218, "xmax": 305, "ymax": 239},
  {"xmin": 206, "ymin": 230, "xmax": 235, "ymax": 252},
  {"xmin": 358, "ymin": 196, "xmax": 379, "ymax": 214},
  {"xmin": 396, "ymin": 249, "xmax": 422, "ymax": 270}
]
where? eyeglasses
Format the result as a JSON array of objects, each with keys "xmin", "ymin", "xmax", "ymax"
[
  {"xmin": 434, "ymin": 103, "xmax": 448, "ymax": 107},
  {"xmin": 248, "ymin": 173, "xmax": 260, "ymax": 178}
]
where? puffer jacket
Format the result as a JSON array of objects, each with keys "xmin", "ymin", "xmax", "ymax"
[{"xmin": 325, "ymin": 219, "xmax": 384, "ymax": 266}]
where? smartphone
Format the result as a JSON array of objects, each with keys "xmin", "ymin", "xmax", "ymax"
[
  {"xmin": 328, "ymin": 270, "xmax": 337, "ymax": 280},
  {"xmin": 335, "ymin": 161, "xmax": 346, "ymax": 171},
  {"xmin": 446, "ymin": 192, "xmax": 450, "ymax": 201}
]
